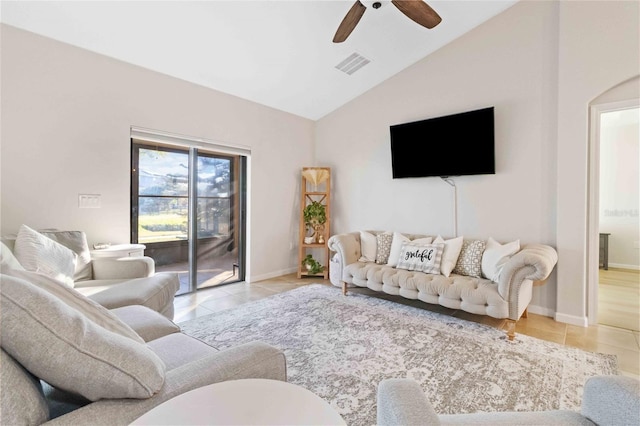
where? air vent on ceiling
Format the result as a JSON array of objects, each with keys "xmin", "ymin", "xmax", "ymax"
[{"xmin": 335, "ymin": 52, "xmax": 371, "ymax": 75}]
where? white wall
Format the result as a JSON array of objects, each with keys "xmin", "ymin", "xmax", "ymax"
[
  {"xmin": 316, "ymin": 1, "xmax": 560, "ymax": 315},
  {"xmin": 599, "ymin": 107, "xmax": 640, "ymax": 269},
  {"xmin": 555, "ymin": 1, "xmax": 639, "ymax": 325},
  {"xmin": 0, "ymin": 24, "xmax": 315, "ymax": 281},
  {"xmin": 316, "ymin": 0, "xmax": 639, "ymax": 319}
]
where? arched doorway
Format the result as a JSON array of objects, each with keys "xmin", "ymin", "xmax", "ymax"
[{"xmin": 587, "ymin": 76, "xmax": 639, "ymax": 331}]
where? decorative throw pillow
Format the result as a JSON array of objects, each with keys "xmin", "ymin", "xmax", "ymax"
[
  {"xmin": 387, "ymin": 233, "xmax": 433, "ymax": 267},
  {"xmin": 40, "ymin": 230, "xmax": 93, "ymax": 282},
  {"xmin": 375, "ymin": 232, "xmax": 393, "ymax": 264},
  {"xmin": 3, "ymin": 268, "xmax": 144, "ymax": 344},
  {"xmin": 481, "ymin": 237, "xmax": 520, "ymax": 282},
  {"xmin": 0, "ymin": 275, "xmax": 165, "ymax": 401},
  {"xmin": 396, "ymin": 242, "xmax": 444, "ymax": 274},
  {"xmin": 359, "ymin": 231, "xmax": 377, "ymax": 262},
  {"xmin": 453, "ymin": 240, "xmax": 486, "ymax": 277},
  {"xmin": 433, "ymin": 235, "xmax": 464, "ymax": 277},
  {"xmin": 0, "ymin": 242, "xmax": 25, "ymax": 271},
  {"xmin": 13, "ymin": 225, "xmax": 76, "ymax": 287}
]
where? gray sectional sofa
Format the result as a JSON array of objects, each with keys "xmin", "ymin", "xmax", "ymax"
[
  {"xmin": 0, "ymin": 225, "xmax": 287, "ymax": 424},
  {"xmin": 328, "ymin": 231, "xmax": 558, "ymax": 340},
  {"xmin": 0, "ymin": 267, "xmax": 286, "ymax": 425},
  {"xmin": 377, "ymin": 376, "xmax": 640, "ymax": 425}
]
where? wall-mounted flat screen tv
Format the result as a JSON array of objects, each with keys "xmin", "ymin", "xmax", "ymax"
[{"xmin": 390, "ymin": 107, "xmax": 495, "ymax": 178}]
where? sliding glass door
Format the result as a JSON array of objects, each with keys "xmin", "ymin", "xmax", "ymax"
[{"xmin": 131, "ymin": 142, "xmax": 246, "ymax": 295}]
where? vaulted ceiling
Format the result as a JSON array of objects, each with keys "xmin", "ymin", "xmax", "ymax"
[{"xmin": 1, "ymin": 1, "xmax": 518, "ymax": 120}]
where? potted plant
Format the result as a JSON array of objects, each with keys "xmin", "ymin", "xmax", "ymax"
[
  {"xmin": 301, "ymin": 254, "xmax": 324, "ymax": 275},
  {"xmin": 303, "ymin": 201, "xmax": 327, "ymax": 243}
]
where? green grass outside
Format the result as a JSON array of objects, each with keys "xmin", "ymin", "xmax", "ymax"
[{"xmin": 139, "ymin": 213, "xmax": 187, "ymax": 243}]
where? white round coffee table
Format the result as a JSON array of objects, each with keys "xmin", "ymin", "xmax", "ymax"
[{"xmin": 131, "ymin": 379, "xmax": 346, "ymax": 425}]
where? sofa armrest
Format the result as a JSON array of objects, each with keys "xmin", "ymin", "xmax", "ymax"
[
  {"xmin": 377, "ymin": 379, "xmax": 440, "ymax": 426},
  {"xmin": 581, "ymin": 375, "xmax": 640, "ymax": 426},
  {"xmin": 45, "ymin": 341, "xmax": 286, "ymax": 426},
  {"xmin": 327, "ymin": 232, "xmax": 361, "ymax": 270},
  {"xmin": 497, "ymin": 244, "xmax": 558, "ymax": 319},
  {"xmin": 91, "ymin": 257, "xmax": 155, "ymax": 280}
]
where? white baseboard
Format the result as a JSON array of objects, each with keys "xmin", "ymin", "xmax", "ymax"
[
  {"xmin": 555, "ymin": 312, "xmax": 588, "ymax": 327},
  {"xmin": 248, "ymin": 267, "xmax": 297, "ymax": 284},
  {"xmin": 526, "ymin": 304, "xmax": 555, "ymax": 318},
  {"xmin": 607, "ymin": 263, "xmax": 640, "ymax": 271},
  {"xmin": 523, "ymin": 306, "xmax": 588, "ymax": 326}
]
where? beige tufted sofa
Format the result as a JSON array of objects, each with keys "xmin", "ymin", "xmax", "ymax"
[{"xmin": 328, "ymin": 231, "xmax": 558, "ymax": 340}]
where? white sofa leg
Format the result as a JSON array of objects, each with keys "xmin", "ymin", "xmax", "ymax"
[{"xmin": 342, "ymin": 282, "xmax": 348, "ymax": 296}]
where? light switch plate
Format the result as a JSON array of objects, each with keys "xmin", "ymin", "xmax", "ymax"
[{"xmin": 79, "ymin": 194, "xmax": 101, "ymax": 208}]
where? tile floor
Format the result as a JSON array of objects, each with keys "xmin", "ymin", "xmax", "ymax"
[{"xmin": 173, "ymin": 273, "xmax": 640, "ymax": 378}]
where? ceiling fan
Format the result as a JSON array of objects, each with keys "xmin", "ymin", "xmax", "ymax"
[{"xmin": 333, "ymin": 0, "xmax": 442, "ymax": 43}]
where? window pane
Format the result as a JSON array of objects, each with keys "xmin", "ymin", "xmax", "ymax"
[
  {"xmin": 197, "ymin": 198, "xmax": 231, "ymax": 238},
  {"xmin": 198, "ymin": 156, "xmax": 231, "ymax": 197},
  {"xmin": 139, "ymin": 148, "xmax": 189, "ymax": 196},
  {"xmin": 138, "ymin": 197, "xmax": 188, "ymax": 243}
]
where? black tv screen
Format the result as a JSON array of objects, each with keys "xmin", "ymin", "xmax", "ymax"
[{"xmin": 390, "ymin": 107, "xmax": 495, "ymax": 178}]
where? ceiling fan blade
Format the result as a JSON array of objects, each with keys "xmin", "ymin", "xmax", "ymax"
[
  {"xmin": 391, "ymin": 0, "xmax": 442, "ymax": 29},
  {"xmin": 333, "ymin": 0, "xmax": 367, "ymax": 43}
]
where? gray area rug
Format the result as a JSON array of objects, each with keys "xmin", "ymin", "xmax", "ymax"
[{"xmin": 179, "ymin": 285, "xmax": 617, "ymax": 426}]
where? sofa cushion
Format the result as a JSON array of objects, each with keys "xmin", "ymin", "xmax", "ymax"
[
  {"xmin": 396, "ymin": 242, "xmax": 444, "ymax": 274},
  {"xmin": 0, "ymin": 349, "xmax": 49, "ymax": 425},
  {"xmin": 433, "ymin": 236, "xmax": 464, "ymax": 277},
  {"xmin": 344, "ymin": 263, "xmax": 509, "ymax": 318},
  {"xmin": 13, "ymin": 224, "xmax": 76, "ymax": 287},
  {"xmin": 2, "ymin": 268, "xmax": 144, "ymax": 344},
  {"xmin": 453, "ymin": 239, "xmax": 486, "ymax": 278},
  {"xmin": 388, "ymin": 233, "xmax": 433, "ymax": 267},
  {"xmin": 0, "ymin": 275, "xmax": 166, "ymax": 401},
  {"xmin": 439, "ymin": 410, "xmax": 595, "ymax": 425},
  {"xmin": 85, "ymin": 273, "xmax": 180, "ymax": 319},
  {"xmin": 147, "ymin": 333, "xmax": 217, "ymax": 370},
  {"xmin": 111, "ymin": 305, "xmax": 180, "ymax": 342},
  {"xmin": 482, "ymin": 237, "xmax": 520, "ymax": 282},
  {"xmin": 40, "ymin": 230, "xmax": 93, "ymax": 282},
  {"xmin": 375, "ymin": 232, "xmax": 393, "ymax": 264},
  {"xmin": 359, "ymin": 231, "xmax": 377, "ymax": 262}
]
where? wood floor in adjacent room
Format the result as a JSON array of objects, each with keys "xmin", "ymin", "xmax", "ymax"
[
  {"xmin": 174, "ymin": 274, "xmax": 640, "ymax": 378},
  {"xmin": 598, "ymin": 268, "xmax": 640, "ymax": 332}
]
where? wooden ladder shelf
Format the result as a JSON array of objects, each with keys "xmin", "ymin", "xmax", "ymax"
[{"xmin": 297, "ymin": 167, "xmax": 331, "ymax": 279}]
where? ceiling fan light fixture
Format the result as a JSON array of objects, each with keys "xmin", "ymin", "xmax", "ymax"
[
  {"xmin": 362, "ymin": 0, "xmax": 385, "ymax": 9},
  {"xmin": 333, "ymin": 0, "xmax": 442, "ymax": 43}
]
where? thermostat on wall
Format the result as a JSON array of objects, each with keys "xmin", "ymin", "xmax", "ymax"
[{"xmin": 79, "ymin": 194, "xmax": 101, "ymax": 208}]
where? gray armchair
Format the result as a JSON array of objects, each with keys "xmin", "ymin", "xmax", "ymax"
[
  {"xmin": 1, "ymin": 273, "xmax": 286, "ymax": 425},
  {"xmin": 377, "ymin": 376, "xmax": 640, "ymax": 425},
  {"xmin": 2, "ymin": 227, "xmax": 179, "ymax": 318}
]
